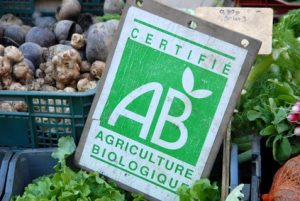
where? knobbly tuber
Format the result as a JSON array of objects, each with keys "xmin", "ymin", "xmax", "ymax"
[
  {"xmin": 0, "ymin": 102, "xmax": 14, "ymax": 112},
  {"xmin": 0, "ymin": 56, "xmax": 12, "ymax": 89},
  {"xmin": 19, "ymin": 42, "xmax": 43, "ymax": 68},
  {"xmin": 8, "ymin": 82, "xmax": 28, "ymax": 112},
  {"xmin": 77, "ymin": 78, "xmax": 96, "ymax": 92},
  {"xmin": 35, "ymin": 68, "xmax": 45, "ymax": 78},
  {"xmin": 56, "ymin": 0, "xmax": 81, "ymax": 21},
  {"xmin": 71, "ymin": 33, "xmax": 85, "ymax": 49},
  {"xmin": 26, "ymin": 27, "xmax": 56, "ymax": 47},
  {"xmin": 90, "ymin": 60, "xmax": 105, "ymax": 79},
  {"xmin": 27, "ymin": 78, "xmax": 45, "ymax": 91},
  {"xmin": 52, "ymin": 49, "xmax": 81, "ymax": 89},
  {"xmin": 86, "ymin": 20, "xmax": 119, "ymax": 62},
  {"xmin": 4, "ymin": 46, "xmax": 24, "ymax": 63},
  {"xmin": 40, "ymin": 61, "xmax": 55, "ymax": 85},
  {"xmin": 9, "ymin": 82, "xmax": 27, "ymax": 91},
  {"xmin": 13, "ymin": 59, "xmax": 34, "ymax": 85},
  {"xmin": 41, "ymin": 85, "xmax": 57, "ymax": 91},
  {"xmin": 64, "ymin": 87, "xmax": 76, "ymax": 92},
  {"xmin": 45, "ymin": 44, "xmax": 73, "ymax": 61}
]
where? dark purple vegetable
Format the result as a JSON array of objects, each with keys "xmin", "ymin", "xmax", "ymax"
[
  {"xmin": 3, "ymin": 25, "xmax": 25, "ymax": 46},
  {"xmin": 54, "ymin": 20, "xmax": 82, "ymax": 42},
  {"xmin": 25, "ymin": 27, "xmax": 56, "ymax": 47},
  {"xmin": 86, "ymin": 20, "xmax": 119, "ymax": 62},
  {"xmin": 19, "ymin": 42, "xmax": 43, "ymax": 68}
]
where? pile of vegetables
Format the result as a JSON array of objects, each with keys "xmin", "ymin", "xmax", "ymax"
[
  {"xmin": 0, "ymin": 0, "xmax": 122, "ymax": 111},
  {"xmin": 13, "ymin": 136, "xmax": 244, "ymax": 201},
  {"xmin": 12, "ymin": 136, "xmax": 144, "ymax": 201},
  {"xmin": 232, "ymin": 9, "xmax": 300, "ymax": 163}
]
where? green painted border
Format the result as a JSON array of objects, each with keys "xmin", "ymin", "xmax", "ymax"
[
  {"xmin": 90, "ymin": 154, "xmax": 177, "ymax": 194},
  {"xmin": 134, "ymin": 18, "xmax": 236, "ymax": 61}
]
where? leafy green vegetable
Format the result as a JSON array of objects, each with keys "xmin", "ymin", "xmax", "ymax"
[
  {"xmin": 232, "ymin": 9, "xmax": 300, "ymax": 163},
  {"xmin": 177, "ymin": 179, "xmax": 220, "ymax": 201},
  {"xmin": 12, "ymin": 136, "xmax": 126, "ymax": 201},
  {"xmin": 97, "ymin": 14, "xmax": 121, "ymax": 21}
]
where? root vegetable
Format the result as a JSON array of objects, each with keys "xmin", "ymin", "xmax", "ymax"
[
  {"xmin": 41, "ymin": 85, "xmax": 57, "ymax": 91},
  {"xmin": 8, "ymin": 82, "xmax": 28, "ymax": 111},
  {"xmin": 0, "ymin": 14, "xmax": 23, "ymax": 26},
  {"xmin": 104, "ymin": 0, "xmax": 125, "ymax": 15},
  {"xmin": 45, "ymin": 44, "xmax": 73, "ymax": 61},
  {"xmin": 0, "ymin": 102, "xmax": 14, "ymax": 112},
  {"xmin": 27, "ymin": 78, "xmax": 45, "ymax": 91},
  {"xmin": 56, "ymin": 0, "xmax": 81, "ymax": 21},
  {"xmin": 3, "ymin": 24, "xmax": 26, "ymax": 46},
  {"xmin": 90, "ymin": 60, "xmax": 105, "ymax": 79},
  {"xmin": 13, "ymin": 59, "xmax": 34, "ymax": 85},
  {"xmin": 80, "ymin": 60, "xmax": 91, "ymax": 72},
  {"xmin": 33, "ymin": 12, "xmax": 56, "ymax": 30},
  {"xmin": 24, "ymin": 58, "xmax": 35, "ymax": 73},
  {"xmin": 54, "ymin": 20, "xmax": 82, "ymax": 42},
  {"xmin": 4, "ymin": 46, "xmax": 24, "ymax": 63},
  {"xmin": 86, "ymin": 20, "xmax": 119, "ymax": 62},
  {"xmin": 26, "ymin": 27, "xmax": 56, "ymax": 47},
  {"xmin": 77, "ymin": 13, "xmax": 94, "ymax": 32},
  {"xmin": 12, "ymin": 101, "xmax": 28, "ymax": 112},
  {"xmin": 77, "ymin": 78, "xmax": 96, "ymax": 91},
  {"xmin": 71, "ymin": 33, "xmax": 85, "ymax": 49},
  {"xmin": 35, "ymin": 68, "xmax": 45, "ymax": 78},
  {"xmin": 52, "ymin": 49, "xmax": 81, "ymax": 89},
  {"xmin": 21, "ymin": 25, "xmax": 31, "ymax": 35},
  {"xmin": 0, "ymin": 56, "xmax": 13, "ymax": 89},
  {"xmin": 40, "ymin": 61, "xmax": 55, "ymax": 85},
  {"xmin": 9, "ymin": 82, "xmax": 27, "ymax": 91},
  {"xmin": 79, "ymin": 72, "xmax": 93, "ymax": 80},
  {"xmin": 19, "ymin": 42, "xmax": 43, "ymax": 68},
  {"xmin": 64, "ymin": 87, "xmax": 76, "ymax": 92}
]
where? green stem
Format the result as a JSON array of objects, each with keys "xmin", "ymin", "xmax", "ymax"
[{"xmin": 238, "ymin": 149, "xmax": 252, "ymax": 164}]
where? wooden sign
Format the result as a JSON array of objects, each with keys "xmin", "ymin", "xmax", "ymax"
[
  {"xmin": 195, "ymin": 7, "xmax": 273, "ymax": 55},
  {"xmin": 75, "ymin": 1, "xmax": 261, "ymax": 200}
]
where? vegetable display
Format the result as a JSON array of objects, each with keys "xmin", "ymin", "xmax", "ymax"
[
  {"xmin": 232, "ymin": 9, "xmax": 300, "ymax": 163},
  {"xmin": 12, "ymin": 136, "xmax": 127, "ymax": 201},
  {"xmin": 12, "ymin": 136, "xmax": 244, "ymax": 201}
]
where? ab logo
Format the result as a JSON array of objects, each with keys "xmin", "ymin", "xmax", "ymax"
[
  {"xmin": 108, "ymin": 67, "xmax": 212, "ymax": 150},
  {"xmin": 99, "ymin": 38, "xmax": 227, "ymax": 165}
]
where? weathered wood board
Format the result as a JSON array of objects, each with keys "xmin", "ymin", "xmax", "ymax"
[
  {"xmin": 75, "ymin": 1, "xmax": 261, "ymax": 200},
  {"xmin": 195, "ymin": 7, "xmax": 273, "ymax": 54}
]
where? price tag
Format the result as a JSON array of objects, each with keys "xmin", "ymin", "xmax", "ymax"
[{"xmin": 195, "ymin": 7, "xmax": 273, "ymax": 54}]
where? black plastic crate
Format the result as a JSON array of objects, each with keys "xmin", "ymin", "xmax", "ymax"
[{"xmin": 2, "ymin": 149, "xmax": 56, "ymax": 201}]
